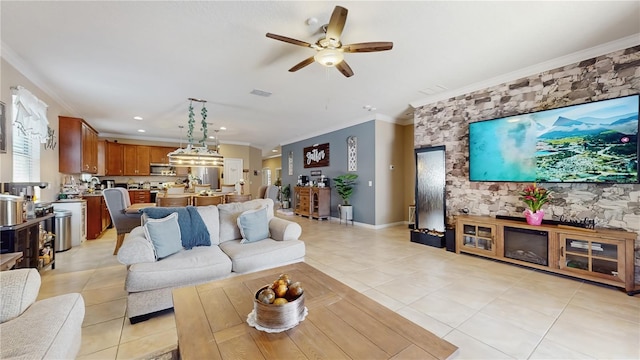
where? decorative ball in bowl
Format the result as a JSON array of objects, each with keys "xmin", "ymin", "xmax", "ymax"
[{"xmin": 253, "ymin": 274, "xmax": 305, "ymax": 329}]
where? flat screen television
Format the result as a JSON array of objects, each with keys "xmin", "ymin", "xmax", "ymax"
[{"xmin": 469, "ymin": 94, "xmax": 639, "ymax": 183}]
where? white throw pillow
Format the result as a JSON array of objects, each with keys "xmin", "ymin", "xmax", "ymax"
[
  {"xmin": 143, "ymin": 212, "xmax": 183, "ymax": 259},
  {"xmin": 237, "ymin": 206, "xmax": 270, "ymax": 243}
]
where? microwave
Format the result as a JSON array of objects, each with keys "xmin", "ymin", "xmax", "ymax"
[{"xmin": 150, "ymin": 163, "xmax": 176, "ymax": 176}]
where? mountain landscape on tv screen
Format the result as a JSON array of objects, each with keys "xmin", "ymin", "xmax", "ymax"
[{"xmin": 535, "ymin": 112, "xmax": 638, "ymax": 182}]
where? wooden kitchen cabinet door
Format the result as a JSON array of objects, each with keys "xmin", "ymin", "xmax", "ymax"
[
  {"xmin": 86, "ymin": 196, "xmax": 102, "ymax": 240},
  {"xmin": 105, "ymin": 141, "xmax": 123, "ymax": 176},
  {"xmin": 123, "ymin": 145, "xmax": 151, "ymax": 176},
  {"xmin": 59, "ymin": 116, "xmax": 99, "ymax": 174},
  {"xmin": 150, "ymin": 146, "xmax": 173, "ymax": 164}
]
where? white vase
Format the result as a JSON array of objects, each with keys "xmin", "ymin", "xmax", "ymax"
[{"xmin": 337, "ymin": 204, "xmax": 353, "ymax": 222}]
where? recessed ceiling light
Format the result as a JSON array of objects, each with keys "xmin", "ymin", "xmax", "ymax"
[
  {"xmin": 137, "ymin": 129, "xmax": 146, "ymax": 133},
  {"xmin": 272, "ymin": 149, "xmax": 278, "ymax": 153},
  {"xmin": 219, "ymin": 126, "xmax": 227, "ymax": 130},
  {"xmin": 208, "ymin": 135, "xmax": 216, "ymax": 139},
  {"xmin": 134, "ymin": 116, "xmax": 143, "ymax": 120}
]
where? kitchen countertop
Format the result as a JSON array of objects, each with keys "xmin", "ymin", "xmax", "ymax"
[
  {"xmin": 0, "ymin": 213, "xmax": 54, "ymax": 231},
  {"xmin": 54, "ymin": 199, "xmax": 87, "ymax": 203}
]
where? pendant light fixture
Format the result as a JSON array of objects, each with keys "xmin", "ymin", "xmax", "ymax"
[{"xmin": 168, "ymin": 98, "xmax": 224, "ymax": 167}]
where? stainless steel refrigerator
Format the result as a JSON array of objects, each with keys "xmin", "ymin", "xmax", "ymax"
[{"xmin": 193, "ymin": 167, "xmax": 220, "ymax": 189}]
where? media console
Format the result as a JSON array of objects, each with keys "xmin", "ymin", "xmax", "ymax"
[{"xmin": 455, "ymin": 215, "xmax": 638, "ymax": 294}]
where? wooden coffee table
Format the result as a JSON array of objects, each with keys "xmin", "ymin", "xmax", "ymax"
[{"xmin": 173, "ymin": 262, "xmax": 457, "ymax": 360}]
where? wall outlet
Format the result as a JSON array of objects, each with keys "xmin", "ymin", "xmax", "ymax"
[{"xmin": 368, "ymin": 181, "xmax": 373, "ymax": 187}]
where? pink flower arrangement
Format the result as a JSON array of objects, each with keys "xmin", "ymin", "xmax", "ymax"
[{"xmin": 519, "ymin": 183, "xmax": 551, "ymax": 212}]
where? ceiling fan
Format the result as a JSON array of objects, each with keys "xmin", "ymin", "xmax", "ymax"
[{"xmin": 266, "ymin": 5, "xmax": 393, "ymax": 77}]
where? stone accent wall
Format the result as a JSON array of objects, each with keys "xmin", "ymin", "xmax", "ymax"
[{"xmin": 414, "ymin": 45, "xmax": 640, "ymax": 284}]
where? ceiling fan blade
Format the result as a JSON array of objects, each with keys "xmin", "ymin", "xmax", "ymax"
[
  {"xmin": 326, "ymin": 6, "xmax": 348, "ymax": 41},
  {"xmin": 342, "ymin": 42, "xmax": 394, "ymax": 53},
  {"xmin": 335, "ymin": 60, "xmax": 354, "ymax": 78},
  {"xmin": 288, "ymin": 56, "xmax": 316, "ymax": 72},
  {"xmin": 266, "ymin": 33, "xmax": 313, "ymax": 48}
]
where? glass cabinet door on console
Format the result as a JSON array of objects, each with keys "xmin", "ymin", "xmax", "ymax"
[
  {"xmin": 559, "ymin": 234, "xmax": 626, "ymax": 284},
  {"xmin": 458, "ymin": 222, "xmax": 496, "ymax": 256}
]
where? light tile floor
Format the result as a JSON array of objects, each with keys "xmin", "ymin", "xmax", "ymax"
[{"xmin": 38, "ymin": 215, "xmax": 640, "ymax": 359}]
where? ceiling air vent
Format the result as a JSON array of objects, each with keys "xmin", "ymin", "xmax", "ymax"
[{"xmin": 250, "ymin": 89, "xmax": 272, "ymax": 97}]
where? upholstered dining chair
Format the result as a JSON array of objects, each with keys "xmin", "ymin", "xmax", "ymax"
[
  {"xmin": 157, "ymin": 196, "xmax": 190, "ymax": 207},
  {"xmin": 103, "ymin": 188, "xmax": 143, "ymax": 255},
  {"xmin": 257, "ymin": 185, "xmax": 268, "ymax": 199},
  {"xmin": 166, "ymin": 185, "xmax": 186, "ymax": 194},
  {"xmin": 193, "ymin": 184, "xmax": 211, "ymax": 193},
  {"xmin": 220, "ymin": 184, "xmax": 236, "ymax": 193},
  {"xmin": 264, "ymin": 185, "xmax": 281, "ymax": 210}
]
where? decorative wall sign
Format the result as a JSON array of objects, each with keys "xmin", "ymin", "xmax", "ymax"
[
  {"xmin": 303, "ymin": 143, "xmax": 330, "ymax": 168},
  {"xmin": 347, "ymin": 136, "xmax": 357, "ymax": 171},
  {"xmin": 310, "ymin": 170, "xmax": 322, "ymax": 176},
  {"xmin": 44, "ymin": 126, "xmax": 57, "ymax": 150},
  {"xmin": 0, "ymin": 102, "xmax": 6, "ymax": 153},
  {"xmin": 288, "ymin": 152, "xmax": 293, "ymax": 175}
]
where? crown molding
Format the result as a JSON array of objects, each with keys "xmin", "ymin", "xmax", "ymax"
[
  {"xmin": 409, "ymin": 34, "xmax": 640, "ymax": 109},
  {"xmin": 1, "ymin": 41, "xmax": 77, "ymax": 115}
]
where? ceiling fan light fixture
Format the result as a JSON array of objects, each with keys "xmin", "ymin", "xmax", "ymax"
[{"xmin": 314, "ymin": 48, "xmax": 344, "ymax": 67}]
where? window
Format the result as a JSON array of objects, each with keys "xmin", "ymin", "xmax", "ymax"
[
  {"xmin": 11, "ymin": 87, "xmax": 47, "ymax": 183},
  {"xmin": 262, "ymin": 168, "xmax": 271, "ymax": 186},
  {"xmin": 12, "ymin": 121, "xmax": 41, "ymax": 182}
]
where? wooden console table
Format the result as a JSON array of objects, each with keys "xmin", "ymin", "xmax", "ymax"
[
  {"xmin": 456, "ymin": 215, "xmax": 637, "ymax": 294},
  {"xmin": 294, "ymin": 187, "xmax": 330, "ymax": 219}
]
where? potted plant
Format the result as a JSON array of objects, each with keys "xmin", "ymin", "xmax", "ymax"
[
  {"xmin": 519, "ymin": 183, "xmax": 552, "ymax": 225},
  {"xmin": 280, "ymin": 184, "xmax": 291, "ymax": 209},
  {"xmin": 333, "ymin": 173, "xmax": 358, "ymax": 222}
]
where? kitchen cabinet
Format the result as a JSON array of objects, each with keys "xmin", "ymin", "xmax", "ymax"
[
  {"xmin": 86, "ymin": 195, "xmax": 111, "ymax": 240},
  {"xmin": 123, "ymin": 145, "xmax": 150, "ymax": 176},
  {"xmin": 59, "ymin": 116, "xmax": 99, "ymax": 174},
  {"xmin": 129, "ymin": 190, "xmax": 151, "ymax": 204},
  {"xmin": 86, "ymin": 196, "xmax": 102, "ymax": 240},
  {"xmin": 96, "ymin": 140, "xmax": 106, "ymax": 176},
  {"xmin": 105, "ymin": 141, "xmax": 123, "ymax": 176},
  {"xmin": 150, "ymin": 146, "xmax": 174, "ymax": 164}
]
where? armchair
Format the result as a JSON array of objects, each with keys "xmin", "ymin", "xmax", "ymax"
[{"xmin": 0, "ymin": 269, "xmax": 85, "ymax": 359}]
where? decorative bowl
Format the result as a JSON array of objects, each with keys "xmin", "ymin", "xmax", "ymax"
[{"xmin": 253, "ymin": 286, "xmax": 305, "ymax": 329}]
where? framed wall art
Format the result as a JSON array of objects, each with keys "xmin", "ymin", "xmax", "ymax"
[{"xmin": 303, "ymin": 143, "xmax": 330, "ymax": 168}]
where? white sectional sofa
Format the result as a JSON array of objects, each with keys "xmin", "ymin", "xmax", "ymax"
[
  {"xmin": 117, "ymin": 198, "xmax": 305, "ymax": 323},
  {"xmin": 0, "ymin": 268, "xmax": 85, "ymax": 359}
]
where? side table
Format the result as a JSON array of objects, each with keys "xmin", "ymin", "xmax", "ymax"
[{"xmin": 0, "ymin": 252, "xmax": 24, "ymax": 271}]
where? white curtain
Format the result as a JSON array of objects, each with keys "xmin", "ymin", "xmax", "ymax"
[{"xmin": 12, "ymin": 86, "xmax": 49, "ymax": 143}]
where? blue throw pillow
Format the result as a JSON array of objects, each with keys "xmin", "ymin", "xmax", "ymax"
[
  {"xmin": 142, "ymin": 206, "xmax": 210, "ymax": 249},
  {"xmin": 143, "ymin": 213, "xmax": 183, "ymax": 259},
  {"xmin": 237, "ymin": 207, "xmax": 270, "ymax": 243}
]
